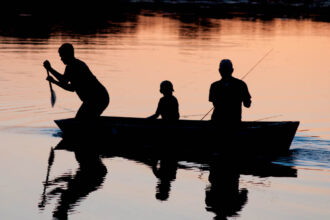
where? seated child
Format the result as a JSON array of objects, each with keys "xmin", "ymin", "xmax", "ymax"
[{"xmin": 148, "ymin": 80, "xmax": 180, "ymax": 120}]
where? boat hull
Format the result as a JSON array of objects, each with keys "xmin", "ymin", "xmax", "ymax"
[{"xmin": 54, "ymin": 116, "xmax": 299, "ymax": 156}]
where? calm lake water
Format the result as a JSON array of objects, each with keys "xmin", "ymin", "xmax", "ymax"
[{"xmin": 0, "ymin": 10, "xmax": 330, "ymax": 219}]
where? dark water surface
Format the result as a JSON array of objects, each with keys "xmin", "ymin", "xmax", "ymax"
[{"xmin": 0, "ymin": 10, "xmax": 330, "ymax": 219}]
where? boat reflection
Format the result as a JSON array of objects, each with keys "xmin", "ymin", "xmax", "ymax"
[{"xmin": 40, "ymin": 138, "xmax": 297, "ymax": 219}]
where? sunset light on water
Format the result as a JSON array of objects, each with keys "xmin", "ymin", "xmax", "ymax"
[{"xmin": 0, "ymin": 5, "xmax": 330, "ymax": 219}]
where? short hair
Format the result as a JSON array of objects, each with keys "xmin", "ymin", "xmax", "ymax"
[
  {"xmin": 58, "ymin": 43, "xmax": 74, "ymax": 57},
  {"xmin": 160, "ymin": 80, "xmax": 174, "ymax": 92},
  {"xmin": 219, "ymin": 59, "xmax": 233, "ymax": 70}
]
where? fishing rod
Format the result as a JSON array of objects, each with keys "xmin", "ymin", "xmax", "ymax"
[
  {"xmin": 241, "ymin": 48, "xmax": 273, "ymax": 80},
  {"xmin": 201, "ymin": 48, "xmax": 273, "ymax": 121}
]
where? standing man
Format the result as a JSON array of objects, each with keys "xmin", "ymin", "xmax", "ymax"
[
  {"xmin": 209, "ymin": 59, "xmax": 251, "ymax": 124},
  {"xmin": 43, "ymin": 43, "xmax": 109, "ymax": 119}
]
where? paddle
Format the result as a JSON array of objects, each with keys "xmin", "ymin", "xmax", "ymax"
[
  {"xmin": 201, "ymin": 49, "xmax": 273, "ymax": 120},
  {"xmin": 47, "ymin": 70, "xmax": 56, "ymax": 107},
  {"xmin": 39, "ymin": 147, "xmax": 55, "ymax": 209}
]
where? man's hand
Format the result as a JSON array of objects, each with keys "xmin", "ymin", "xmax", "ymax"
[
  {"xmin": 243, "ymin": 99, "xmax": 251, "ymax": 108},
  {"xmin": 46, "ymin": 76, "xmax": 56, "ymax": 83},
  {"xmin": 43, "ymin": 60, "xmax": 51, "ymax": 71}
]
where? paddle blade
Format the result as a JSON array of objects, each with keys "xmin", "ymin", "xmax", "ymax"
[{"xmin": 50, "ymin": 89, "xmax": 56, "ymax": 107}]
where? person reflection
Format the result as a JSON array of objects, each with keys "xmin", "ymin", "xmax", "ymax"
[
  {"xmin": 205, "ymin": 156, "xmax": 248, "ymax": 220},
  {"xmin": 47, "ymin": 149, "xmax": 107, "ymax": 220},
  {"xmin": 152, "ymin": 158, "xmax": 178, "ymax": 201}
]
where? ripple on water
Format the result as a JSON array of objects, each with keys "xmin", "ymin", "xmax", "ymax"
[{"xmin": 274, "ymin": 136, "xmax": 330, "ymax": 170}]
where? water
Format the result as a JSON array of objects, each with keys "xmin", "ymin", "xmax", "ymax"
[{"xmin": 0, "ymin": 10, "xmax": 330, "ymax": 219}]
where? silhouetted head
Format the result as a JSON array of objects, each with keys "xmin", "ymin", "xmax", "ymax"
[
  {"xmin": 219, "ymin": 59, "xmax": 234, "ymax": 79},
  {"xmin": 156, "ymin": 181, "xmax": 170, "ymax": 201},
  {"xmin": 160, "ymin": 80, "xmax": 174, "ymax": 95},
  {"xmin": 58, "ymin": 43, "xmax": 75, "ymax": 65}
]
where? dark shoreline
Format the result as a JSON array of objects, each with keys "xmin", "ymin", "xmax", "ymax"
[
  {"xmin": 0, "ymin": 1, "xmax": 329, "ymax": 39},
  {"xmin": 0, "ymin": 1, "xmax": 329, "ymax": 21},
  {"xmin": 127, "ymin": 1, "xmax": 330, "ymax": 20}
]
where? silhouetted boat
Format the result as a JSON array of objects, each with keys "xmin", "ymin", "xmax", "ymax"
[{"xmin": 55, "ymin": 116, "xmax": 299, "ymax": 156}]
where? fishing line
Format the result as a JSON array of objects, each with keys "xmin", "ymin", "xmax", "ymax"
[
  {"xmin": 181, "ymin": 114, "xmax": 206, "ymax": 118},
  {"xmin": 254, "ymin": 114, "xmax": 283, "ymax": 121}
]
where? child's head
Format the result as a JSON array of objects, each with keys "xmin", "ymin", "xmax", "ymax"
[{"xmin": 160, "ymin": 80, "xmax": 174, "ymax": 95}]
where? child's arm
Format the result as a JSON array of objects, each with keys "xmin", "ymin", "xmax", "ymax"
[
  {"xmin": 147, "ymin": 100, "xmax": 161, "ymax": 119},
  {"xmin": 147, "ymin": 113, "xmax": 160, "ymax": 119}
]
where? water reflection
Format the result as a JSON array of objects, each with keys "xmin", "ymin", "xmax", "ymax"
[
  {"xmin": 39, "ymin": 145, "xmax": 107, "ymax": 219},
  {"xmin": 205, "ymin": 155, "xmax": 247, "ymax": 220},
  {"xmin": 43, "ymin": 138, "xmax": 298, "ymax": 219},
  {"xmin": 0, "ymin": 15, "xmax": 52, "ymax": 39},
  {"xmin": 152, "ymin": 158, "xmax": 178, "ymax": 201},
  {"xmin": 204, "ymin": 153, "xmax": 297, "ymax": 219},
  {"xmin": 1, "ymin": 7, "xmax": 325, "ymax": 43},
  {"xmin": 0, "ymin": 9, "xmax": 139, "ymax": 39}
]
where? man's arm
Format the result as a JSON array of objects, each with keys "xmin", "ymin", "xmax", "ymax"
[
  {"xmin": 242, "ymin": 82, "xmax": 251, "ymax": 108},
  {"xmin": 243, "ymin": 99, "xmax": 251, "ymax": 108},
  {"xmin": 147, "ymin": 100, "xmax": 162, "ymax": 119},
  {"xmin": 175, "ymin": 98, "xmax": 180, "ymax": 120},
  {"xmin": 43, "ymin": 60, "xmax": 68, "ymax": 84},
  {"xmin": 46, "ymin": 76, "xmax": 74, "ymax": 92},
  {"xmin": 209, "ymin": 84, "xmax": 216, "ymax": 107},
  {"xmin": 49, "ymin": 67, "xmax": 68, "ymax": 84}
]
